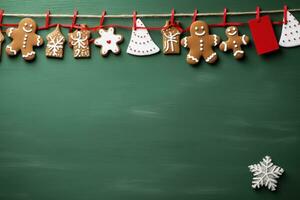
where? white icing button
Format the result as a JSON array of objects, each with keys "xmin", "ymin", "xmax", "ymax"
[
  {"xmin": 200, "ymin": 39, "xmax": 203, "ymax": 42},
  {"xmin": 22, "ymin": 45, "xmax": 26, "ymax": 48},
  {"xmin": 200, "ymin": 48, "xmax": 204, "ymax": 51},
  {"xmin": 233, "ymin": 41, "xmax": 237, "ymax": 44},
  {"xmin": 234, "ymin": 45, "xmax": 238, "ymax": 48},
  {"xmin": 200, "ymin": 44, "xmax": 204, "ymax": 47}
]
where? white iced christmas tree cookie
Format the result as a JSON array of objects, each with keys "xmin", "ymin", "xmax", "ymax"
[
  {"xmin": 279, "ymin": 11, "xmax": 300, "ymax": 47},
  {"xmin": 249, "ymin": 155, "xmax": 284, "ymax": 191},
  {"xmin": 127, "ymin": 19, "xmax": 160, "ymax": 56}
]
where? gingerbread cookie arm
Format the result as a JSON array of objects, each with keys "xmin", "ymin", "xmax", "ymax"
[
  {"xmin": 6, "ymin": 28, "xmax": 17, "ymax": 38},
  {"xmin": 181, "ymin": 36, "xmax": 192, "ymax": 48},
  {"xmin": 239, "ymin": 34, "xmax": 250, "ymax": 46},
  {"xmin": 219, "ymin": 40, "xmax": 229, "ymax": 52},
  {"xmin": 208, "ymin": 34, "xmax": 220, "ymax": 47},
  {"xmin": 32, "ymin": 34, "xmax": 44, "ymax": 47}
]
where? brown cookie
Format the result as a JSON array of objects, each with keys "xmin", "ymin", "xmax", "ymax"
[
  {"xmin": 68, "ymin": 25, "xmax": 91, "ymax": 58},
  {"xmin": 181, "ymin": 21, "xmax": 220, "ymax": 65},
  {"xmin": 161, "ymin": 20, "xmax": 181, "ymax": 54},
  {"xmin": 219, "ymin": 26, "xmax": 250, "ymax": 59},
  {"xmin": 46, "ymin": 25, "xmax": 66, "ymax": 58},
  {"xmin": 6, "ymin": 18, "xmax": 44, "ymax": 61}
]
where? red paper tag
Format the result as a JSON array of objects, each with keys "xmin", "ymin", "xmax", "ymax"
[{"xmin": 248, "ymin": 15, "xmax": 279, "ymax": 55}]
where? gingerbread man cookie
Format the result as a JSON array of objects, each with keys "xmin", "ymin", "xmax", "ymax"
[
  {"xmin": 6, "ymin": 18, "xmax": 43, "ymax": 61},
  {"xmin": 219, "ymin": 26, "xmax": 250, "ymax": 59},
  {"xmin": 94, "ymin": 27, "xmax": 123, "ymax": 56},
  {"xmin": 181, "ymin": 21, "xmax": 220, "ymax": 65}
]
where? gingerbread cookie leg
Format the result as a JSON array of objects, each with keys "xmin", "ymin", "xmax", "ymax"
[
  {"xmin": 187, "ymin": 50, "xmax": 201, "ymax": 65},
  {"xmin": 6, "ymin": 42, "xmax": 20, "ymax": 56},
  {"xmin": 203, "ymin": 49, "xmax": 218, "ymax": 64},
  {"xmin": 21, "ymin": 46, "xmax": 35, "ymax": 61}
]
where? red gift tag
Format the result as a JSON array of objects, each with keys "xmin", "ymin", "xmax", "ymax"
[{"xmin": 248, "ymin": 15, "xmax": 279, "ymax": 55}]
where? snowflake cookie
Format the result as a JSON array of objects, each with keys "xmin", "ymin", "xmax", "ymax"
[
  {"xmin": 249, "ymin": 155, "xmax": 284, "ymax": 191},
  {"xmin": 94, "ymin": 27, "xmax": 123, "ymax": 56}
]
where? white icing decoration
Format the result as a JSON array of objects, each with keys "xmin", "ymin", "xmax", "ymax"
[
  {"xmin": 187, "ymin": 54, "xmax": 199, "ymax": 62},
  {"xmin": 249, "ymin": 155, "xmax": 284, "ymax": 191},
  {"xmin": 37, "ymin": 35, "xmax": 41, "ymax": 46},
  {"xmin": 7, "ymin": 45, "xmax": 17, "ymax": 55},
  {"xmin": 242, "ymin": 35, "xmax": 248, "ymax": 45},
  {"xmin": 205, "ymin": 52, "xmax": 217, "ymax": 62},
  {"xmin": 126, "ymin": 18, "xmax": 160, "ymax": 56},
  {"xmin": 233, "ymin": 50, "xmax": 244, "ymax": 56},
  {"xmin": 94, "ymin": 27, "xmax": 123, "ymax": 55},
  {"xmin": 71, "ymin": 31, "xmax": 88, "ymax": 49},
  {"xmin": 47, "ymin": 35, "xmax": 65, "ymax": 56},
  {"xmin": 279, "ymin": 11, "xmax": 300, "ymax": 47},
  {"xmin": 22, "ymin": 51, "xmax": 35, "ymax": 58},
  {"xmin": 221, "ymin": 41, "xmax": 228, "ymax": 52},
  {"xmin": 213, "ymin": 35, "xmax": 218, "ymax": 46},
  {"xmin": 7, "ymin": 28, "xmax": 14, "ymax": 37},
  {"xmin": 163, "ymin": 32, "xmax": 180, "ymax": 52},
  {"xmin": 183, "ymin": 37, "xmax": 188, "ymax": 47}
]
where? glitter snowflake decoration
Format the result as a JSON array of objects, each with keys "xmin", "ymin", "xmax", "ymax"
[{"xmin": 248, "ymin": 155, "xmax": 284, "ymax": 191}]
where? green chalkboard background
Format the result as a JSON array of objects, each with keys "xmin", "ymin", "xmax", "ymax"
[{"xmin": 0, "ymin": 0, "xmax": 300, "ymax": 199}]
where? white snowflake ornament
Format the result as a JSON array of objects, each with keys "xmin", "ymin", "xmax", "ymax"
[
  {"xmin": 94, "ymin": 27, "xmax": 123, "ymax": 56},
  {"xmin": 249, "ymin": 155, "xmax": 284, "ymax": 191},
  {"xmin": 279, "ymin": 11, "xmax": 300, "ymax": 47},
  {"xmin": 127, "ymin": 18, "xmax": 160, "ymax": 56}
]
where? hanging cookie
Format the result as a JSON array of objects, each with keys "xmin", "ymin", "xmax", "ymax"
[
  {"xmin": 279, "ymin": 11, "xmax": 300, "ymax": 47},
  {"xmin": 161, "ymin": 20, "xmax": 181, "ymax": 54},
  {"xmin": 46, "ymin": 25, "xmax": 66, "ymax": 58},
  {"xmin": 5, "ymin": 18, "xmax": 43, "ymax": 61},
  {"xmin": 181, "ymin": 21, "xmax": 220, "ymax": 65},
  {"xmin": 0, "ymin": 31, "xmax": 4, "ymax": 58},
  {"xmin": 68, "ymin": 25, "xmax": 91, "ymax": 58},
  {"xmin": 127, "ymin": 19, "xmax": 160, "ymax": 56},
  {"xmin": 219, "ymin": 26, "xmax": 250, "ymax": 59},
  {"xmin": 94, "ymin": 27, "xmax": 123, "ymax": 56}
]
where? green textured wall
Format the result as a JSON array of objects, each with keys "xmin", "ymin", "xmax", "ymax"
[{"xmin": 0, "ymin": 0, "xmax": 299, "ymax": 199}]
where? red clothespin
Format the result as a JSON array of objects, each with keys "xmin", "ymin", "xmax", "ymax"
[
  {"xmin": 69, "ymin": 9, "xmax": 78, "ymax": 32},
  {"xmin": 99, "ymin": 10, "xmax": 106, "ymax": 29},
  {"xmin": 170, "ymin": 8, "xmax": 175, "ymax": 25},
  {"xmin": 192, "ymin": 9, "xmax": 198, "ymax": 22},
  {"xmin": 283, "ymin": 5, "xmax": 288, "ymax": 25},
  {"xmin": 0, "ymin": 9, "xmax": 4, "ymax": 30},
  {"xmin": 222, "ymin": 8, "xmax": 227, "ymax": 26},
  {"xmin": 256, "ymin": 6, "xmax": 261, "ymax": 22},
  {"xmin": 132, "ymin": 11, "xmax": 137, "ymax": 30}
]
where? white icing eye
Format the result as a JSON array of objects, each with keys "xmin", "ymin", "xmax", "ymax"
[
  {"xmin": 29, "ymin": 24, "xmax": 33, "ymax": 27},
  {"xmin": 232, "ymin": 27, "xmax": 236, "ymax": 31},
  {"xmin": 195, "ymin": 27, "xmax": 198, "ymax": 31},
  {"xmin": 201, "ymin": 26, "xmax": 204, "ymax": 30},
  {"xmin": 24, "ymin": 23, "xmax": 28, "ymax": 26},
  {"xmin": 227, "ymin": 29, "xmax": 230, "ymax": 32}
]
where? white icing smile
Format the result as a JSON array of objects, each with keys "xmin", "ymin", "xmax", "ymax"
[
  {"xmin": 195, "ymin": 31, "xmax": 206, "ymax": 36},
  {"xmin": 228, "ymin": 31, "xmax": 237, "ymax": 36}
]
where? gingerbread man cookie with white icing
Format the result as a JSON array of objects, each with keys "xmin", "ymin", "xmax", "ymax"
[
  {"xmin": 6, "ymin": 18, "xmax": 43, "ymax": 61},
  {"xmin": 181, "ymin": 21, "xmax": 220, "ymax": 65},
  {"xmin": 219, "ymin": 26, "xmax": 250, "ymax": 59}
]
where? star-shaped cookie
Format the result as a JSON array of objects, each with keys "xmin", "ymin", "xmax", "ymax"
[{"xmin": 94, "ymin": 27, "xmax": 123, "ymax": 56}]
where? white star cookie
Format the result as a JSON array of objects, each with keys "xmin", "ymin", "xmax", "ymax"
[{"xmin": 94, "ymin": 27, "xmax": 123, "ymax": 56}]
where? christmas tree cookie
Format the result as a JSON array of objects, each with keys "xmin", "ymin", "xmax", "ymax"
[
  {"xmin": 279, "ymin": 11, "xmax": 300, "ymax": 47},
  {"xmin": 127, "ymin": 19, "xmax": 160, "ymax": 56}
]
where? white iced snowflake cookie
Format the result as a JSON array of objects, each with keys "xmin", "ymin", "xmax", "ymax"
[
  {"xmin": 279, "ymin": 11, "xmax": 300, "ymax": 47},
  {"xmin": 127, "ymin": 18, "xmax": 160, "ymax": 56},
  {"xmin": 249, "ymin": 155, "xmax": 284, "ymax": 191},
  {"xmin": 94, "ymin": 27, "xmax": 123, "ymax": 56}
]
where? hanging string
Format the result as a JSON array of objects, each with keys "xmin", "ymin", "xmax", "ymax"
[
  {"xmin": 99, "ymin": 10, "xmax": 106, "ymax": 29},
  {"xmin": 0, "ymin": 7, "xmax": 299, "ymax": 32},
  {"xmin": 170, "ymin": 8, "xmax": 175, "ymax": 25},
  {"xmin": 0, "ymin": 9, "xmax": 4, "ymax": 31}
]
